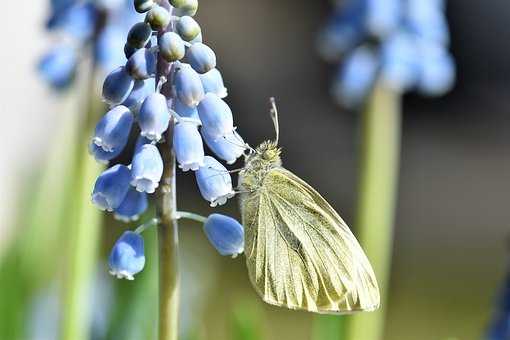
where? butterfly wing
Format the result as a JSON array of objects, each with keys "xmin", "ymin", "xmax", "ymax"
[{"xmin": 241, "ymin": 167, "xmax": 380, "ymax": 314}]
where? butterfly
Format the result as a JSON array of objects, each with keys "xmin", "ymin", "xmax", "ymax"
[{"xmin": 238, "ymin": 98, "xmax": 380, "ymax": 314}]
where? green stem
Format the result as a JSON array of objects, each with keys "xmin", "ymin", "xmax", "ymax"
[
  {"xmin": 346, "ymin": 83, "xmax": 401, "ymax": 340},
  {"xmin": 155, "ymin": 142, "xmax": 180, "ymax": 340},
  {"xmin": 176, "ymin": 211, "xmax": 207, "ymax": 224}
]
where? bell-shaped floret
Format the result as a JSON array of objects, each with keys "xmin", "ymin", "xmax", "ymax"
[
  {"xmin": 202, "ymin": 129, "xmax": 245, "ymax": 165},
  {"xmin": 92, "ymin": 164, "xmax": 132, "ymax": 211},
  {"xmin": 92, "ymin": 105, "xmax": 133, "ymax": 153},
  {"xmin": 109, "ymin": 231, "xmax": 145, "ymax": 280},
  {"xmin": 174, "ymin": 63, "xmax": 205, "ymax": 107},
  {"xmin": 197, "ymin": 93, "xmax": 234, "ymax": 139},
  {"xmin": 195, "ymin": 156, "xmax": 235, "ymax": 207},
  {"xmin": 138, "ymin": 93, "xmax": 170, "ymax": 142},
  {"xmin": 203, "ymin": 214, "xmax": 244, "ymax": 257},
  {"xmin": 200, "ymin": 68, "xmax": 228, "ymax": 98},
  {"xmin": 102, "ymin": 66, "xmax": 135, "ymax": 106},
  {"xmin": 130, "ymin": 144, "xmax": 163, "ymax": 194},
  {"xmin": 186, "ymin": 43, "xmax": 216, "ymax": 74},
  {"xmin": 173, "ymin": 121, "xmax": 204, "ymax": 171},
  {"xmin": 126, "ymin": 48, "xmax": 157, "ymax": 80}
]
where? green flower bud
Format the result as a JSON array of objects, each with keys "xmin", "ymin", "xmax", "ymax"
[
  {"xmin": 159, "ymin": 32, "xmax": 186, "ymax": 62},
  {"xmin": 176, "ymin": 16, "xmax": 201, "ymax": 42},
  {"xmin": 171, "ymin": 0, "xmax": 198, "ymax": 17},
  {"xmin": 127, "ymin": 22, "xmax": 153, "ymax": 49},
  {"xmin": 146, "ymin": 5, "xmax": 171, "ymax": 31},
  {"xmin": 134, "ymin": 0, "xmax": 155, "ymax": 13}
]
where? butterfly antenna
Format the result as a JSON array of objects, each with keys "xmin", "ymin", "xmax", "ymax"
[{"xmin": 269, "ymin": 97, "xmax": 280, "ymax": 145}]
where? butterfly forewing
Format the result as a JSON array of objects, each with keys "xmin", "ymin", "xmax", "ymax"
[{"xmin": 241, "ymin": 167, "xmax": 380, "ymax": 314}]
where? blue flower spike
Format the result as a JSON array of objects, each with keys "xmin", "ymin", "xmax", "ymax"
[
  {"xmin": 173, "ymin": 120, "xmax": 205, "ymax": 171},
  {"xmin": 174, "ymin": 63, "xmax": 205, "ymax": 107},
  {"xmin": 92, "ymin": 164, "xmax": 132, "ymax": 212},
  {"xmin": 114, "ymin": 187, "xmax": 149, "ymax": 222},
  {"xmin": 318, "ymin": 0, "xmax": 455, "ymax": 105},
  {"xmin": 186, "ymin": 43, "xmax": 217, "ymax": 74},
  {"xmin": 195, "ymin": 156, "xmax": 235, "ymax": 207},
  {"xmin": 109, "ymin": 231, "xmax": 145, "ymax": 280},
  {"xmin": 92, "ymin": 105, "xmax": 133, "ymax": 153},
  {"xmin": 102, "ymin": 66, "xmax": 135, "ymax": 106},
  {"xmin": 203, "ymin": 214, "xmax": 244, "ymax": 257},
  {"xmin": 197, "ymin": 93, "xmax": 234, "ymax": 139},
  {"xmin": 131, "ymin": 144, "xmax": 164, "ymax": 194},
  {"xmin": 138, "ymin": 92, "xmax": 171, "ymax": 142}
]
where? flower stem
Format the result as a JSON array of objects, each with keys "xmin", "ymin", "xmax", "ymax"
[
  {"xmin": 155, "ymin": 143, "xmax": 180, "ymax": 340},
  {"xmin": 346, "ymin": 82, "xmax": 401, "ymax": 340},
  {"xmin": 176, "ymin": 211, "xmax": 207, "ymax": 224},
  {"xmin": 155, "ymin": 11, "xmax": 180, "ymax": 336}
]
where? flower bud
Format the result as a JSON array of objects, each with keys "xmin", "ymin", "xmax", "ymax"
[
  {"xmin": 186, "ymin": 43, "xmax": 216, "ymax": 74},
  {"xmin": 109, "ymin": 231, "xmax": 145, "ymax": 280},
  {"xmin": 197, "ymin": 93, "xmax": 234, "ymax": 139},
  {"xmin": 126, "ymin": 48, "xmax": 157, "ymax": 80},
  {"xmin": 176, "ymin": 16, "xmax": 201, "ymax": 41},
  {"xmin": 171, "ymin": 0, "xmax": 198, "ymax": 17},
  {"xmin": 202, "ymin": 129, "xmax": 245, "ymax": 165},
  {"xmin": 174, "ymin": 64, "xmax": 205, "ymax": 107},
  {"xmin": 366, "ymin": 0, "xmax": 400, "ymax": 38},
  {"xmin": 172, "ymin": 98, "xmax": 200, "ymax": 121},
  {"xmin": 203, "ymin": 214, "xmax": 244, "ymax": 257},
  {"xmin": 131, "ymin": 144, "xmax": 163, "ymax": 194},
  {"xmin": 146, "ymin": 5, "xmax": 170, "ymax": 31},
  {"xmin": 200, "ymin": 68, "xmax": 228, "ymax": 98},
  {"xmin": 138, "ymin": 93, "xmax": 170, "ymax": 141},
  {"xmin": 92, "ymin": 164, "xmax": 132, "ymax": 211},
  {"xmin": 114, "ymin": 187, "xmax": 148, "ymax": 222},
  {"xmin": 122, "ymin": 78, "xmax": 156, "ymax": 113},
  {"xmin": 102, "ymin": 66, "xmax": 135, "ymax": 106},
  {"xmin": 38, "ymin": 45, "xmax": 77, "ymax": 89},
  {"xmin": 417, "ymin": 43, "xmax": 455, "ymax": 97},
  {"xmin": 134, "ymin": 0, "xmax": 155, "ymax": 13},
  {"xmin": 173, "ymin": 121, "xmax": 204, "ymax": 171},
  {"xmin": 159, "ymin": 32, "xmax": 186, "ymax": 62},
  {"xmin": 195, "ymin": 156, "xmax": 235, "ymax": 207},
  {"xmin": 92, "ymin": 105, "xmax": 133, "ymax": 153},
  {"xmin": 127, "ymin": 22, "xmax": 153, "ymax": 49}
]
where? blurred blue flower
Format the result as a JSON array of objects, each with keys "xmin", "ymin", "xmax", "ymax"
[
  {"xmin": 487, "ymin": 266, "xmax": 510, "ymax": 340},
  {"xmin": 109, "ymin": 231, "xmax": 145, "ymax": 280},
  {"xmin": 38, "ymin": 45, "xmax": 77, "ymax": 89},
  {"xmin": 318, "ymin": 0, "xmax": 456, "ymax": 106},
  {"xmin": 203, "ymin": 214, "xmax": 244, "ymax": 257}
]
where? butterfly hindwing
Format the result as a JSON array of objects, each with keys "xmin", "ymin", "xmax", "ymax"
[{"xmin": 241, "ymin": 167, "xmax": 380, "ymax": 314}]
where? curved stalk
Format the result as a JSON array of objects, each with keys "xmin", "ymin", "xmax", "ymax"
[{"xmin": 346, "ymin": 82, "xmax": 401, "ymax": 340}]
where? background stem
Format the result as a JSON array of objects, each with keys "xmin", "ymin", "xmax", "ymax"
[
  {"xmin": 60, "ymin": 67, "xmax": 104, "ymax": 340},
  {"xmin": 346, "ymin": 83, "xmax": 401, "ymax": 340}
]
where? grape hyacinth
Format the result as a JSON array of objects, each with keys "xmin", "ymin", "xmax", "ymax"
[
  {"xmin": 89, "ymin": 0, "xmax": 248, "ymax": 285},
  {"xmin": 317, "ymin": 0, "xmax": 456, "ymax": 107},
  {"xmin": 39, "ymin": 0, "xmax": 142, "ymax": 90}
]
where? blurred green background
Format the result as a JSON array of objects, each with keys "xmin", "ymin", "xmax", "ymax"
[{"xmin": 1, "ymin": 1, "xmax": 509, "ymax": 339}]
